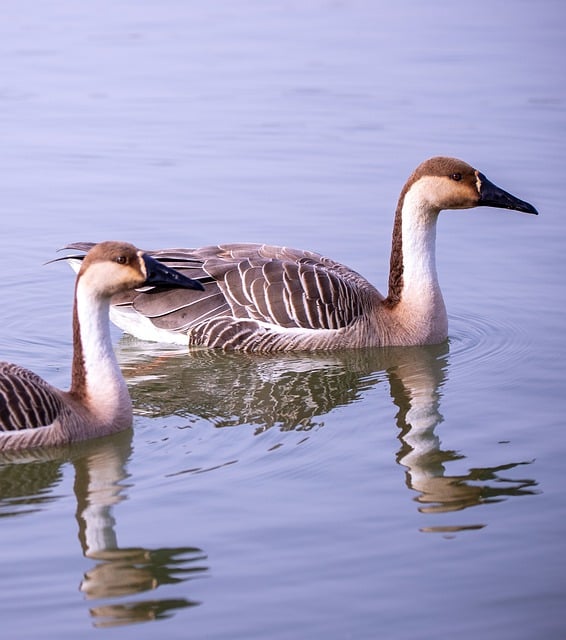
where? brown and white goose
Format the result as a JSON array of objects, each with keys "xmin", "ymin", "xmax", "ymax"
[
  {"xmin": 0, "ymin": 241, "xmax": 203, "ymax": 452},
  {"xmin": 65, "ymin": 157, "xmax": 537, "ymax": 353}
]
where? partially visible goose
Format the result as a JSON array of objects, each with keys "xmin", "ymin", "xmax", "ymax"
[
  {"xmin": 66, "ymin": 157, "xmax": 538, "ymax": 353},
  {"xmin": 0, "ymin": 241, "xmax": 203, "ymax": 452}
]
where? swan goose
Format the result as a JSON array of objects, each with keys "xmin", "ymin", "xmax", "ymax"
[
  {"xmin": 0, "ymin": 241, "xmax": 203, "ymax": 451},
  {"xmin": 65, "ymin": 157, "xmax": 537, "ymax": 352}
]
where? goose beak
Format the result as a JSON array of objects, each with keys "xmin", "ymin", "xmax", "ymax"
[
  {"xmin": 142, "ymin": 253, "xmax": 205, "ymax": 290},
  {"xmin": 477, "ymin": 173, "xmax": 538, "ymax": 215}
]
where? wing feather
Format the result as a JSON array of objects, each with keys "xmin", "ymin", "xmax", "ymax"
[{"xmin": 0, "ymin": 363, "xmax": 63, "ymax": 431}]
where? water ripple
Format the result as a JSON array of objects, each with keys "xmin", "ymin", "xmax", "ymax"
[{"xmin": 448, "ymin": 311, "xmax": 532, "ymax": 385}]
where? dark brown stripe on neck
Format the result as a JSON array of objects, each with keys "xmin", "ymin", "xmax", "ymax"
[
  {"xmin": 69, "ymin": 282, "xmax": 88, "ymax": 400},
  {"xmin": 385, "ymin": 193, "xmax": 406, "ymax": 307}
]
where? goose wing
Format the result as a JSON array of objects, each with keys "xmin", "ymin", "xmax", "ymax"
[
  {"xmin": 63, "ymin": 242, "xmax": 382, "ymax": 334},
  {"xmin": 0, "ymin": 363, "xmax": 65, "ymax": 431},
  {"xmin": 72, "ymin": 243, "xmax": 380, "ymax": 333}
]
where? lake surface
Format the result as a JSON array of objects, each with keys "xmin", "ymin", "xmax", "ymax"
[{"xmin": 0, "ymin": 1, "xmax": 565, "ymax": 638}]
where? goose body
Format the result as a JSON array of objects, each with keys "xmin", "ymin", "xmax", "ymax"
[
  {"xmin": 0, "ymin": 241, "xmax": 203, "ymax": 451},
  {"xmin": 66, "ymin": 157, "xmax": 538, "ymax": 353}
]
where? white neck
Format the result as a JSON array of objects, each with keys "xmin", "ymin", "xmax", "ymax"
[
  {"xmin": 401, "ymin": 187, "xmax": 442, "ymax": 302},
  {"xmin": 392, "ymin": 183, "xmax": 448, "ymax": 342},
  {"xmin": 73, "ymin": 280, "xmax": 131, "ymax": 426}
]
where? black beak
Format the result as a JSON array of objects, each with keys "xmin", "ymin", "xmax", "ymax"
[
  {"xmin": 142, "ymin": 253, "xmax": 205, "ymax": 290},
  {"xmin": 478, "ymin": 173, "xmax": 538, "ymax": 215}
]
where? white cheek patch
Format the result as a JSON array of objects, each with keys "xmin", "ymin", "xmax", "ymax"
[
  {"xmin": 475, "ymin": 172, "xmax": 482, "ymax": 193},
  {"xmin": 137, "ymin": 252, "xmax": 148, "ymax": 280}
]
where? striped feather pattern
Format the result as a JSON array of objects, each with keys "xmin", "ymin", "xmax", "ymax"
[
  {"xmin": 65, "ymin": 242, "xmax": 382, "ymax": 350},
  {"xmin": 0, "ymin": 363, "xmax": 64, "ymax": 431}
]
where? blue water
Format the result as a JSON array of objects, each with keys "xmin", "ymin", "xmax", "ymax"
[{"xmin": 0, "ymin": 1, "xmax": 565, "ymax": 638}]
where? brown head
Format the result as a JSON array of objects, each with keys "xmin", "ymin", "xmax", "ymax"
[
  {"xmin": 404, "ymin": 156, "xmax": 539, "ymax": 214},
  {"xmin": 77, "ymin": 241, "xmax": 205, "ymax": 297}
]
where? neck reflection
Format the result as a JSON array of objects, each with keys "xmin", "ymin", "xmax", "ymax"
[
  {"xmin": 0, "ymin": 432, "xmax": 208, "ymax": 629},
  {"xmin": 387, "ymin": 344, "xmax": 536, "ymax": 531},
  {"xmin": 72, "ymin": 431, "xmax": 208, "ymax": 627}
]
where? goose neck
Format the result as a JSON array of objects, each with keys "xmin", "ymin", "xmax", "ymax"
[
  {"xmin": 382, "ymin": 185, "xmax": 447, "ymax": 344},
  {"xmin": 388, "ymin": 185, "xmax": 442, "ymax": 304},
  {"xmin": 70, "ymin": 278, "xmax": 130, "ymax": 422}
]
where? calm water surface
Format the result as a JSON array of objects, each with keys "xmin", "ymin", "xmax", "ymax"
[{"xmin": 0, "ymin": 1, "xmax": 565, "ymax": 639}]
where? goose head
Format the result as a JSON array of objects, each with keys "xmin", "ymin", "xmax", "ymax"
[
  {"xmin": 405, "ymin": 157, "xmax": 539, "ymax": 215},
  {"xmin": 77, "ymin": 241, "xmax": 205, "ymax": 297}
]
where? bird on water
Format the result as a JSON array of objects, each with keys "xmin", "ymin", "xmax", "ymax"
[
  {"xmin": 0, "ymin": 241, "xmax": 203, "ymax": 452},
  {"xmin": 65, "ymin": 157, "xmax": 538, "ymax": 353}
]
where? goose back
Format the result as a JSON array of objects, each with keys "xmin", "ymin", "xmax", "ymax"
[{"xmin": 69, "ymin": 242, "xmax": 384, "ymax": 349}]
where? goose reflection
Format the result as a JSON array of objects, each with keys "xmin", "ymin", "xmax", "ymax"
[
  {"xmin": 122, "ymin": 340, "xmax": 537, "ymax": 528},
  {"xmin": 0, "ymin": 432, "xmax": 208, "ymax": 627}
]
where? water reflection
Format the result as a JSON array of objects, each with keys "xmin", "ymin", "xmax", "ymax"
[
  {"xmin": 0, "ymin": 432, "xmax": 208, "ymax": 627},
  {"xmin": 123, "ymin": 342, "xmax": 537, "ymax": 529},
  {"xmin": 386, "ymin": 347, "xmax": 538, "ymax": 530},
  {"xmin": 125, "ymin": 346, "xmax": 379, "ymax": 432},
  {"xmin": 0, "ymin": 455, "xmax": 63, "ymax": 517}
]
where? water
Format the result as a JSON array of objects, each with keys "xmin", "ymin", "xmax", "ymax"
[{"xmin": 0, "ymin": 1, "xmax": 565, "ymax": 638}]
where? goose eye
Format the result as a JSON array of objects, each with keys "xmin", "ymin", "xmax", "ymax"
[
  {"xmin": 115, "ymin": 255, "xmax": 128, "ymax": 265},
  {"xmin": 450, "ymin": 172, "xmax": 463, "ymax": 182}
]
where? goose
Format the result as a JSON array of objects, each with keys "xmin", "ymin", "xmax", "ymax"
[
  {"xmin": 0, "ymin": 241, "xmax": 204, "ymax": 452},
  {"xmin": 65, "ymin": 157, "xmax": 538, "ymax": 353}
]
